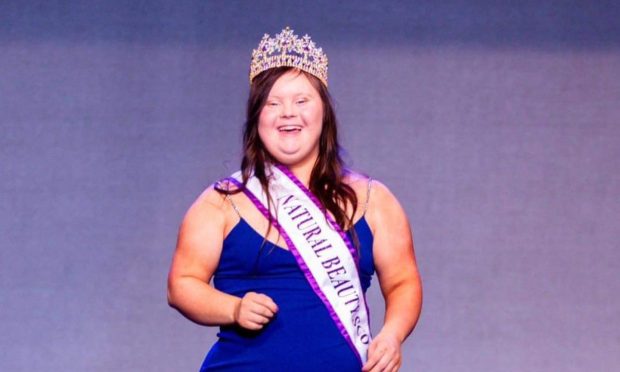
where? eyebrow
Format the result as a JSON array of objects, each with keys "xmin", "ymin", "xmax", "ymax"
[{"xmin": 267, "ymin": 92, "xmax": 313, "ymax": 99}]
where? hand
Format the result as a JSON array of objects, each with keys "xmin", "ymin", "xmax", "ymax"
[
  {"xmin": 233, "ymin": 292, "xmax": 278, "ymax": 330},
  {"xmin": 362, "ymin": 331, "xmax": 402, "ymax": 372}
]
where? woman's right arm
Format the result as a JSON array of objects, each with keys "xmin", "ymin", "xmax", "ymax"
[{"xmin": 167, "ymin": 186, "xmax": 278, "ymax": 328}]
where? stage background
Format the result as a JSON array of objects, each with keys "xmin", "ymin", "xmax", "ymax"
[{"xmin": 1, "ymin": 1, "xmax": 619, "ymax": 371}]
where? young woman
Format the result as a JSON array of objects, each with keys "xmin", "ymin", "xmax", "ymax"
[{"xmin": 168, "ymin": 27, "xmax": 422, "ymax": 372}]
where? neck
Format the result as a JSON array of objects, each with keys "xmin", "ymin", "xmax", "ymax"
[
  {"xmin": 288, "ymin": 162, "xmax": 313, "ymax": 187},
  {"xmin": 278, "ymin": 153, "xmax": 317, "ymax": 188}
]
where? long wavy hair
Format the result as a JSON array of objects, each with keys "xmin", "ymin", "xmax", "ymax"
[{"xmin": 218, "ymin": 67, "xmax": 358, "ymax": 240}]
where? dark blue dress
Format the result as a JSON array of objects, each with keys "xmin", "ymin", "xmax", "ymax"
[{"xmin": 200, "ymin": 217, "xmax": 375, "ymax": 371}]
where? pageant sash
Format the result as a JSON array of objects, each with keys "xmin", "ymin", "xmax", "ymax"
[{"xmin": 226, "ymin": 164, "xmax": 372, "ymax": 365}]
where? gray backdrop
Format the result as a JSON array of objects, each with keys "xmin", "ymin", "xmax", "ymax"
[{"xmin": 1, "ymin": 1, "xmax": 619, "ymax": 371}]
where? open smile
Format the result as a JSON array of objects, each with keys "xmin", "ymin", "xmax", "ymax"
[{"xmin": 277, "ymin": 125, "xmax": 302, "ymax": 133}]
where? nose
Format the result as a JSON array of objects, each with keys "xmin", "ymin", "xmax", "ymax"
[{"xmin": 280, "ymin": 101, "xmax": 297, "ymax": 118}]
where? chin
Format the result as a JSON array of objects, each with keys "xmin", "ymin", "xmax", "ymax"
[
  {"xmin": 273, "ymin": 155, "xmax": 301, "ymax": 165},
  {"xmin": 272, "ymin": 152, "xmax": 313, "ymax": 167}
]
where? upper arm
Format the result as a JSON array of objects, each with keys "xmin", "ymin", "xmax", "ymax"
[
  {"xmin": 168, "ymin": 186, "xmax": 229, "ymax": 287},
  {"xmin": 366, "ymin": 181, "xmax": 420, "ymax": 295}
]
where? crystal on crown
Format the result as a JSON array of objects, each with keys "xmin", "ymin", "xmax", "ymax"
[{"xmin": 249, "ymin": 27, "xmax": 329, "ymax": 86}]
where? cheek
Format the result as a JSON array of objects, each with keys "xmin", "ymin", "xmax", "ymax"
[
  {"xmin": 257, "ymin": 124, "xmax": 270, "ymax": 146},
  {"xmin": 257, "ymin": 117, "xmax": 275, "ymax": 148},
  {"xmin": 257, "ymin": 111, "xmax": 273, "ymax": 136},
  {"xmin": 258, "ymin": 109, "xmax": 271, "ymax": 128},
  {"xmin": 302, "ymin": 104, "xmax": 323, "ymax": 128}
]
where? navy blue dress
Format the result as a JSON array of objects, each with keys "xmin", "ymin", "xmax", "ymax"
[{"xmin": 200, "ymin": 217, "xmax": 375, "ymax": 371}]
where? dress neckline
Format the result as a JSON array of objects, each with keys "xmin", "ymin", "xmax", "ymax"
[{"xmin": 227, "ymin": 216, "xmax": 370, "ymax": 253}]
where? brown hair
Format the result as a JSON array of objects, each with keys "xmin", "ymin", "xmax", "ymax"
[{"xmin": 219, "ymin": 67, "xmax": 358, "ymax": 239}]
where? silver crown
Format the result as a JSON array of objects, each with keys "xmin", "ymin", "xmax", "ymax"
[{"xmin": 249, "ymin": 27, "xmax": 329, "ymax": 86}]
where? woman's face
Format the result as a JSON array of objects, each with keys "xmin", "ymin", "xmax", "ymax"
[{"xmin": 258, "ymin": 70, "xmax": 324, "ymax": 168}]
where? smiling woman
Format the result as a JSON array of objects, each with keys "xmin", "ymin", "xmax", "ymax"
[
  {"xmin": 167, "ymin": 27, "xmax": 422, "ymax": 372},
  {"xmin": 258, "ymin": 70, "xmax": 323, "ymax": 171}
]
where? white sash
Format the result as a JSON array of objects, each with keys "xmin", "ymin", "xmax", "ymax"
[{"xmin": 226, "ymin": 164, "xmax": 372, "ymax": 364}]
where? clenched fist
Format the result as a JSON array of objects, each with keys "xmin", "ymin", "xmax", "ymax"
[{"xmin": 234, "ymin": 292, "xmax": 279, "ymax": 330}]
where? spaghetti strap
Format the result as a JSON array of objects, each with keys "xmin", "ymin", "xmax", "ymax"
[
  {"xmin": 363, "ymin": 177, "xmax": 373, "ymax": 216},
  {"xmin": 225, "ymin": 194, "xmax": 242, "ymax": 218},
  {"xmin": 216, "ymin": 178, "xmax": 242, "ymax": 219}
]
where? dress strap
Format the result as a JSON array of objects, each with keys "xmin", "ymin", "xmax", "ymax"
[
  {"xmin": 225, "ymin": 194, "xmax": 242, "ymax": 218},
  {"xmin": 363, "ymin": 177, "xmax": 373, "ymax": 216},
  {"xmin": 216, "ymin": 178, "xmax": 242, "ymax": 218}
]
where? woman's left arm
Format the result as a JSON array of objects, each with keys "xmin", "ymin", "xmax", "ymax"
[{"xmin": 362, "ymin": 181, "xmax": 422, "ymax": 372}]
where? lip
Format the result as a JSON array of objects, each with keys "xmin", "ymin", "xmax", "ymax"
[{"xmin": 277, "ymin": 125, "xmax": 302, "ymax": 132}]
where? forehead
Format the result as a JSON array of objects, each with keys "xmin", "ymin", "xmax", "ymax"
[{"xmin": 268, "ymin": 70, "xmax": 320, "ymax": 96}]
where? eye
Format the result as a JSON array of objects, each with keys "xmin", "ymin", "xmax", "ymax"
[
  {"xmin": 296, "ymin": 98, "xmax": 308, "ymax": 104},
  {"xmin": 266, "ymin": 101, "xmax": 279, "ymax": 107}
]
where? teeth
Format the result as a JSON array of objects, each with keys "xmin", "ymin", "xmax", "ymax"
[{"xmin": 279, "ymin": 126, "xmax": 301, "ymax": 132}]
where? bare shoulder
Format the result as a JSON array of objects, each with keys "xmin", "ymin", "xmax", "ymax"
[
  {"xmin": 366, "ymin": 179, "xmax": 401, "ymax": 208},
  {"xmin": 343, "ymin": 170, "xmax": 371, "ymax": 195},
  {"xmin": 179, "ymin": 183, "xmax": 236, "ymax": 239},
  {"xmin": 363, "ymin": 179, "xmax": 410, "ymax": 236},
  {"xmin": 343, "ymin": 171, "xmax": 402, "ymax": 210}
]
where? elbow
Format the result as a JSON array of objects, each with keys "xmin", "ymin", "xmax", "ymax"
[
  {"xmin": 385, "ymin": 273, "xmax": 423, "ymax": 306},
  {"xmin": 167, "ymin": 290, "xmax": 175, "ymax": 308},
  {"xmin": 167, "ymin": 276, "xmax": 179, "ymax": 309}
]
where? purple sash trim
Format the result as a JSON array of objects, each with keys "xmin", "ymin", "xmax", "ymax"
[
  {"xmin": 225, "ymin": 175, "xmax": 364, "ymax": 366},
  {"xmin": 274, "ymin": 164, "xmax": 360, "ymax": 264}
]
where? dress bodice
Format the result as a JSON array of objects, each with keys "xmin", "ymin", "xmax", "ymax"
[{"xmin": 201, "ymin": 216, "xmax": 375, "ymax": 371}]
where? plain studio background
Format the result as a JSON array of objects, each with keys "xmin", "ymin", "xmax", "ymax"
[{"xmin": 1, "ymin": 1, "xmax": 619, "ymax": 371}]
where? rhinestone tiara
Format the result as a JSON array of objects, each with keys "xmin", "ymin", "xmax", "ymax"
[{"xmin": 249, "ymin": 27, "xmax": 329, "ymax": 86}]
